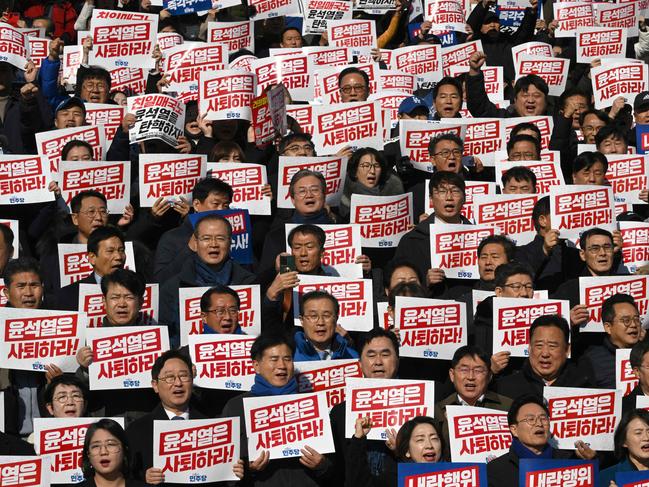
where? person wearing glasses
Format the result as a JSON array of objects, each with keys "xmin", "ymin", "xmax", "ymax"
[
  {"xmin": 338, "ymin": 67, "xmax": 370, "ymax": 103},
  {"xmin": 80, "ymin": 418, "xmax": 148, "ymax": 487},
  {"xmin": 486, "ymin": 394, "xmax": 589, "ymax": 487},
  {"xmin": 579, "ymin": 294, "xmax": 643, "ymax": 389},
  {"xmin": 126, "ymin": 350, "xmax": 244, "ymax": 486},
  {"xmin": 43, "ymin": 375, "xmax": 88, "ymax": 419},
  {"xmin": 159, "ymin": 214, "xmax": 256, "ymax": 346},
  {"xmin": 436, "ymin": 346, "xmax": 512, "ymax": 459},
  {"xmin": 395, "ymin": 171, "xmax": 471, "ymax": 298},
  {"xmin": 338, "ymin": 148, "xmax": 404, "ymax": 220},
  {"xmin": 494, "ymin": 315, "xmax": 595, "ymax": 400},
  {"xmin": 506, "ymin": 134, "xmax": 541, "ymax": 162},
  {"xmin": 293, "ymin": 290, "xmax": 358, "ymax": 362},
  {"xmin": 258, "ymin": 170, "xmax": 337, "ymax": 281}
]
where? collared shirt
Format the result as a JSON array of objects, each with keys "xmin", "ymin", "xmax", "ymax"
[
  {"xmin": 163, "ymin": 408, "xmax": 189, "ymax": 420},
  {"xmin": 457, "ymin": 393, "xmax": 486, "ymax": 407}
]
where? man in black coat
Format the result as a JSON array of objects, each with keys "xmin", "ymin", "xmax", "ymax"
[
  {"xmin": 494, "ymin": 315, "xmax": 595, "ymax": 399},
  {"xmin": 487, "ymin": 394, "xmax": 586, "ymax": 487},
  {"xmin": 53, "ymin": 225, "xmax": 126, "ymax": 311},
  {"xmin": 153, "ymin": 178, "xmax": 234, "ymax": 283},
  {"xmin": 126, "ymin": 350, "xmax": 237, "ymax": 487}
]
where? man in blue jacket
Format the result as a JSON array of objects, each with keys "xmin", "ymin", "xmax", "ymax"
[{"xmin": 294, "ymin": 290, "xmax": 358, "ymax": 361}]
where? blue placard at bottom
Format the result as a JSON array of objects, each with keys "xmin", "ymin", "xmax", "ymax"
[{"xmin": 398, "ymin": 462, "xmax": 487, "ymax": 487}]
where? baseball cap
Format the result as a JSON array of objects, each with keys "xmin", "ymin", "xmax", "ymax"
[
  {"xmin": 55, "ymin": 96, "xmax": 86, "ymax": 115},
  {"xmin": 634, "ymin": 91, "xmax": 649, "ymax": 112},
  {"xmin": 398, "ymin": 96, "xmax": 430, "ymax": 116}
]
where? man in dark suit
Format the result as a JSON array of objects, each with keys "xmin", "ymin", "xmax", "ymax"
[
  {"xmin": 126, "ymin": 350, "xmax": 212, "ymax": 486},
  {"xmin": 53, "ymin": 225, "xmax": 126, "ymax": 311}
]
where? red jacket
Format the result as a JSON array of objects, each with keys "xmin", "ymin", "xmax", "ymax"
[{"xmin": 22, "ymin": 1, "xmax": 77, "ymax": 43}]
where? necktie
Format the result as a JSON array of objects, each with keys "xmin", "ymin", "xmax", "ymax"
[
  {"xmin": 171, "ymin": 416, "xmax": 185, "ymax": 420},
  {"xmin": 322, "ymin": 350, "xmax": 331, "ymax": 360}
]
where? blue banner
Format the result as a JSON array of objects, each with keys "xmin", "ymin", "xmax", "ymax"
[
  {"xmin": 398, "ymin": 462, "xmax": 488, "ymax": 487},
  {"xmin": 497, "ymin": 4, "xmax": 526, "ymax": 29},
  {"xmin": 189, "ymin": 209, "xmax": 254, "ymax": 265},
  {"xmin": 519, "ymin": 459, "xmax": 598, "ymax": 487},
  {"xmin": 616, "ymin": 470, "xmax": 649, "ymax": 487},
  {"xmin": 635, "ymin": 124, "xmax": 649, "ymax": 154},
  {"xmin": 164, "ymin": 0, "xmax": 213, "ymax": 16}
]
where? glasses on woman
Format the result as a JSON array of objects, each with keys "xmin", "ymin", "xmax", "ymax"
[{"xmin": 89, "ymin": 440, "xmax": 121, "ymax": 456}]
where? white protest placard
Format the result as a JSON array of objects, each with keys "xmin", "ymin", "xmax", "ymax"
[
  {"xmin": 356, "ymin": 0, "xmax": 395, "ymax": 12},
  {"xmin": 293, "ymin": 274, "xmax": 374, "ymax": 332},
  {"xmin": 109, "ymin": 67, "xmax": 147, "ymax": 95},
  {"xmin": 58, "ymin": 242, "xmax": 136, "ymax": 287},
  {"xmin": 286, "ymin": 105, "xmax": 314, "ymax": 135},
  {"xmin": 0, "ymin": 220, "xmax": 18, "ymax": 259},
  {"xmin": 61, "ymin": 45, "xmax": 81, "ymax": 88},
  {"xmin": 450, "ymin": 65, "xmax": 504, "ymax": 102},
  {"xmin": 84, "ymin": 103, "xmax": 125, "ymax": 146},
  {"xmin": 495, "ymin": 159, "xmax": 564, "ymax": 194},
  {"xmin": 295, "ymin": 359, "xmax": 363, "ymax": 409},
  {"xmin": 300, "ymin": 0, "xmax": 352, "ymax": 34},
  {"xmin": 549, "ymin": 185, "xmax": 616, "ymax": 240},
  {"xmin": 616, "ymin": 348, "xmax": 638, "ymax": 397},
  {"xmin": 78, "ymin": 283, "xmax": 158, "ymax": 328},
  {"xmin": 638, "ymin": 396, "xmax": 649, "ymax": 410},
  {"xmin": 87, "ymin": 325, "xmax": 169, "ymax": 390},
  {"xmin": 425, "ymin": 0, "xmax": 466, "ymax": 32},
  {"xmin": 472, "ymin": 194, "xmax": 538, "ymax": 246},
  {"xmin": 595, "ymin": 2, "xmax": 638, "ymax": 37},
  {"xmin": 553, "ymin": 2, "xmax": 594, "ymax": 37},
  {"xmin": 138, "ymin": 154, "xmax": 206, "ymax": 207},
  {"xmin": 345, "ymin": 378, "xmax": 435, "ymax": 440},
  {"xmin": 60, "ymin": 160, "xmax": 131, "ymax": 215},
  {"xmin": 441, "ymin": 117, "xmax": 504, "ymax": 165},
  {"xmin": 511, "ymin": 41, "xmax": 552, "ymax": 65},
  {"xmin": 515, "ymin": 56, "xmax": 569, "ymax": 97},
  {"xmin": 28, "ymin": 37, "xmax": 50, "ymax": 69},
  {"xmin": 35, "ymin": 125, "xmax": 105, "ymax": 173},
  {"xmin": 248, "ymin": 0, "xmax": 300, "ymax": 20},
  {"xmin": 368, "ymin": 91, "xmax": 409, "ymax": 130},
  {"xmin": 285, "ymin": 223, "xmax": 363, "ymax": 279},
  {"xmin": 0, "ymin": 308, "xmax": 86, "ymax": 373},
  {"xmin": 592, "ymin": 62, "xmax": 649, "ymax": 110},
  {"xmin": 445, "ymin": 405, "xmax": 511, "ymax": 463},
  {"xmin": 350, "ymin": 193, "xmax": 413, "ymax": 248},
  {"xmin": 153, "ymin": 417, "xmax": 240, "ymax": 483},
  {"xmin": 303, "ymin": 45, "xmax": 352, "ymax": 67},
  {"xmin": 605, "ymin": 154, "xmax": 649, "ymax": 205},
  {"xmin": 208, "ymin": 162, "xmax": 270, "ymax": 215},
  {"xmin": 390, "ymin": 45, "xmax": 443, "ymax": 87},
  {"xmin": 399, "ymin": 120, "xmax": 465, "ymax": 173},
  {"xmin": 164, "ymin": 42, "xmax": 228, "ymax": 99},
  {"xmin": 251, "ymin": 53, "xmax": 312, "ymax": 100},
  {"xmin": 576, "ymin": 27, "xmax": 627, "ymax": 63},
  {"xmin": 379, "ymin": 70, "xmax": 416, "ymax": 94},
  {"xmin": 441, "ymin": 40, "xmax": 482, "ymax": 76},
  {"xmin": 0, "ymin": 24, "xmax": 29, "ymax": 69},
  {"xmin": 207, "ymin": 21, "xmax": 254, "ymax": 52},
  {"xmin": 395, "ymin": 296, "xmax": 467, "ymax": 360},
  {"xmin": 0, "ymin": 155, "xmax": 52, "ymax": 205},
  {"xmin": 244, "ymin": 392, "xmax": 334, "ymax": 459},
  {"xmin": 157, "ymin": 31, "xmax": 183, "ymax": 51},
  {"xmin": 18, "ymin": 27, "xmax": 45, "ymax": 38},
  {"xmin": 504, "ymin": 116, "xmax": 554, "ymax": 150},
  {"xmin": 0, "ymin": 456, "xmax": 50, "ymax": 487},
  {"xmin": 229, "ymin": 54, "xmax": 257, "ymax": 72},
  {"xmin": 545, "ymin": 386, "xmax": 620, "ymax": 451},
  {"xmin": 178, "ymin": 284, "xmax": 261, "ymax": 346},
  {"xmin": 276, "ymin": 156, "xmax": 347, "ymax": 209},
  {"xmin": 127, "ymin": 94, "xmax": 186, "ymax": 147},
  {"xmin": 189, "ymin": 334, "xmax": 256, "ymax": 391},
  {"xmin": 377, "ymin": 301, "xmax": 392, "ymax": 330},
  {"xmin": 88, "ymin": 10, "xmax": 158, "ymax": 69},
  {"xmin": 312, "ymin": 101, "xmax": 383, "ymax": 154},
  {"xmin": 327, "ymin": 19, "xmax": 377, "ymax": 58},
  {"xmin": 620, "ymin": 221, "xmax": 649, "ymax": 273},
  {"xmin": 429, "ymin": 224, "xmax": 497, "ymax": 279},
  {"xmin": 198, "ymin": 69, "xmax": 256, "ymax": 120},
  {"xmin": 579, "ymin": 275, "xmax": 649, "ymax": 333},
  {"xmin": 492, "ymin": 298, "xmax": 570, "ymax": 357},
  {"xmin": 34, "ymin": 417, "xmax": 124, "ymax": 484}
]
